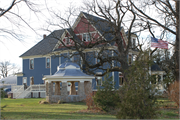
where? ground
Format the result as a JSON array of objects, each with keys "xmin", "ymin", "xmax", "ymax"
[{"xmin": 0, "ymin": 97, "xmax": 179, "ymax": 119}]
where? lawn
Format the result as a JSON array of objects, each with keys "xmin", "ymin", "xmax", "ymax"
[
  {"xmin": 156, "ymin": 97, "xmax": 179, "ymax": 119},
  {"xmin": 1, "ymin": 98, "xmax": 116, "ymax": 119},
  {"xmin": 1, "ymin": 98, "xmax": 179, "ymax": 119}
]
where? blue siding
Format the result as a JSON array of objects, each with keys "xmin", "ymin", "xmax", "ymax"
[
  {"xmin": 17, "ymin": 76, "xmax": 23, "ymax": 85},
  {"xmin": 51, "ymin": 56, "xmax": 59, "ymax": 74},
  {"xmin": 19, "ymin": 57, "xmax": 50, "ymax": 86},
  {"xmin": 18, "ymin": 50, "xmax": 122, "ymax": 90}
]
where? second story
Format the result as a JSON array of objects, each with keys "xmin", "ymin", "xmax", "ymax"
[{"xmin": 20, "ymin": 12, "xmax": 139, "ymax": 76}]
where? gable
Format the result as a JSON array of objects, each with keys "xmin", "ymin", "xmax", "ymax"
[{"xmin": 74, "ymin": 16, "xmax": 96, "ymax": 34}]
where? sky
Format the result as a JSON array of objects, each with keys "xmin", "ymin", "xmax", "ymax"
[
  {"xmin": 0, "ymin": 0, "xmax": 84, "ymax": 72},
  {"xmin": 0, "ymin": 0, "xmax": 175, "ymax": 76}
]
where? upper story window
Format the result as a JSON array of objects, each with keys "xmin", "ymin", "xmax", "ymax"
[
  {"xmin": 46, "ymin": 57, "xmax": 50, "ymax": 68},
  {"xmin": 30, "ymin": 59, "xmax": 34, "ymax": 69},
  {"xmin": 83, "ymin": 33, "xmax": 90, "ymax": 41},
  {"xmin": 132, "ymin": 38, "xmax": 136, "ymax": 48},
  {"xmin": 65, "ymin": 37, "xmax": 70, "ymax": 45}
]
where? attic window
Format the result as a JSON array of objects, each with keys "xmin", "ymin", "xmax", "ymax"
[
  {"xmin": 65, "ymin": 37, "xmax": 70, "ymax": 45},
  {"xmin": 83, "ymin": 33, "xmax": 90, "ymax": 41}
]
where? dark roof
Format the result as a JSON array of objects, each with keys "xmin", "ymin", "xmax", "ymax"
[
  {"xmin": 20, "ymin": 29, "xmax": 65, "ymax": 57},
  {"xmin": 0, "ymin": 76, "xmax": 17, "ymax": 88},
  {"xmin": 20, "ymin": 12, "xmax": 128, "ymax": 57},
  {"xmin": 151, "ymin": 63, "xmax": 163, "ymax": 71},
  {"xmin": 82, "ymin": 12, "xmax": 116, "ymax": 41}
]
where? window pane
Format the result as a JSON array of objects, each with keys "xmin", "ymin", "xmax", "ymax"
[
  {"xmin": 46, "ymin": 58, "xmax": 50, "ymax": 68},
  {"xmin": 83, "ymin": 34, "xmax": 86, "ymax": 41},
  {"xmin": 66, "ymin": 38, "xmax": 70, "ymax": 45},
  {"xmin": 87, "ymin": 34, "xmax": 90, "ymax": 41},
  {"xmin": 30, "ymin": 59, "xmax": 34, "ymax": 69}
]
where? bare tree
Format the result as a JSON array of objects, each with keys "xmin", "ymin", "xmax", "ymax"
[
  {"xmin": 44, "ymin": 0, "xmax": 151, "ymax": 81},
  {"xmin": 0, "ymin": 0, "xmax": 40, "ymax": 40},
  {"xmin": 129, "ymin": 0, "xmax": 179, "ymax": 81},
  {"xmin": 0, "ymin": 61, "xmax": 20, "ymax": 78}
]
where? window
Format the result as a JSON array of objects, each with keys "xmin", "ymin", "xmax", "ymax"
[
  {"xmin": 46, "ymin": 57, "xmax": 50, "ymax": 68},
  {"xmin": 23, "ymin": 77, "xmax": 27, "ymax": 85},
  {"xmin": 128, "ymin": 54, "xmax": 132, "ymax": 65},
  {"xmin": 132, "ymin": 38, "xmax": 136, "ymax": 48},
  {"xmin": 83, "ymin": 33, "xmax": 90, "ymax": 41},
  {"xmin": 30, "ymin": 59, "xmax": 34, "ymax": 69},
  {"xmin": 158, "ymin": 75, "xmax": 161, "ymax": 84},
  {"xmin": 96, "ymin": 76, "xmax": 102, "ymax": 86},
  {"xmin": 119, "ymin": 73, "xmax": 124, "ymax": 86},
  {"xmin": 66, "ymin": 37, "xmax": 70, "ymax": 45},
  {"xmin": 95, "ymin": 52, "xmax": 100, "ymax": 64}
]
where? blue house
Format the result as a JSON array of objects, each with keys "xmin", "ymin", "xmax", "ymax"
[{"xmin": 16, "ymin": 12, "xmax": 164, "ymax": 95}]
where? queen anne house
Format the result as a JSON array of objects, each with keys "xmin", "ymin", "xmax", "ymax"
[{"xmin": 13, "ymin": 12, "xmax": 165, "ymax": 100}]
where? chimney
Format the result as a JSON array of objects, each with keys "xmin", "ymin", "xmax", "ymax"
[{"xmin": 43, "ymin": 34, "xmax": 46, "ymax": 39}]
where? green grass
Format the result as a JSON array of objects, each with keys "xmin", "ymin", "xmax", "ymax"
[
  {"xmin": 157, "ymin": 98, "xmax": 179, "ymax": 119},
  {"xmin": 1, "ymin": 98, "xmax": 179, "ymax": 119},
  {"xmin": 1, "ymin": 98, "xmax": 116, "ymax": 119}
]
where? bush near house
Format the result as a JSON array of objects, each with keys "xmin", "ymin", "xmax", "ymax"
[
  {"xmin": 116, "ymin": 58, "xmax": 159, "ymax": 119},
  {"xmin": 93, "ymin": 73, "xmax": 120, "ymax": 112}
]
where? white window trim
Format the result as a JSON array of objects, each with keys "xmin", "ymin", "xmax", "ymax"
[
  {"xmin": 96, "ymin": 76, "xmax": 102, "ymax": 86},
  {"xmin": 29, "ymin": 58, "xmax": 34, "ymax": 70},
  {"xmin": 46, "ymin": 57, "xmax": 51, "ymax": 68},
  {"xmin": 96, "ymin": 72, "xmax": 102, "ymax": 86},
  {"xmin": 64, "ymin": 37, "xmax": 71, "ymax": 45},
  {"xmin": 132, "ymin": 37, "xmax": 136, "ymax": 48}
]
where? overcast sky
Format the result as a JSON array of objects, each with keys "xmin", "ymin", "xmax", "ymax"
[{"xmin": 0, "ymin": 0, "xmax": 84, "ymax": 71}]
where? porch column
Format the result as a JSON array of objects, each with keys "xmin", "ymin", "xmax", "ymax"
[
  {"xmin": 78, "ymin": 81, "xmax": 85, "ymax": 101},
  {"xmin": 84, "ymin": 81, "xmax": 92, "ymax": 95},
  {"xmin": 46, "ymin": 81, "xmax": 52, "ymax": 103},
  {"xmin": 61, "ymin": 82, "xmax": 68, "ymax": 101},
  {"xmin": 51, "ymin": 81, "xmax": 54, "ymax": 95},
  {"xmin": 45, "ymin": 82, "xmax": 48, "ymax": 96},
  {"xmin": 161, "ymin": 74, "xmax": 164, "ymax": 90},
  {"xmin": 70, "ymin": 82, "xmax": 76, "ymax": 95},
  {"xmin": 55, "ymin": 82, "xmax": 61, "ymax": 95}
]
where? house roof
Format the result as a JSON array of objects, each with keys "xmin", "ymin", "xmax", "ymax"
[
  {"xmin": 20, "ymin": 12, "xmax": 132, "ymax": 57},
  {"xmin": 82, "ymin": 12, "xmax": 117, "ymax": 41},
  {"xmin": 20, "ymin": 29, "xmax": 65, "ymax": 57},
  {"xmin": 151, "ymin": 62, "xmax": 163, "ymax": 71}
]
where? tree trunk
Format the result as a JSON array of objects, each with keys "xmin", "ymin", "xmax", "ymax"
[{"xmin": 175, "ymin": 1, "xmax": 179, "ymax": 81}]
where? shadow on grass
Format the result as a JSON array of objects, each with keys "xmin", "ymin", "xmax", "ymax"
[{"xmin": 2, "ymin": 111, "xmax": 116, "ymax": 119}]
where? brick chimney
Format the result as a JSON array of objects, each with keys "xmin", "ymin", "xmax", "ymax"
[{"xmin": 43, "ymin": 34, "xmax": 46, "ymax": 39}]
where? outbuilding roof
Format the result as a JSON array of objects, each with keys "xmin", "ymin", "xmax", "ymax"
[{"xmin": 54, "ymin": 62, "xmax": 91, "ymax": 77}]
